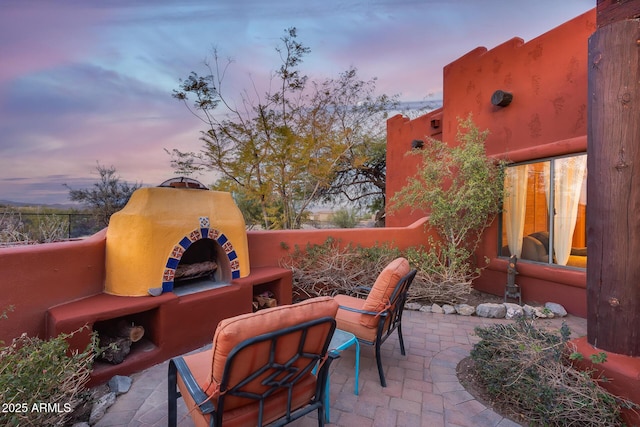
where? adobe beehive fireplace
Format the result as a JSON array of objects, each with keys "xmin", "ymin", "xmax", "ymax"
[
  {"xmin": 47, "ymin": 183, "xmax": 292, "ymax": 385},
  {"xmin": 105, "ymin": 186, "xmax": 250, "ymax": 296}
]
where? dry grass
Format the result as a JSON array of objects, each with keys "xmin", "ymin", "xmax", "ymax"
[
  {"xmin": 280, "ymin": 238, "xmax": 474, "ymax": 304},
  {"xmin": 470, "ymin": 319, "xmax": 639, "ymax": 426}
]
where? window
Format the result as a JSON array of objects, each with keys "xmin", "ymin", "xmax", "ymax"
[{"xmin": 499, "ymin": 154, "xmax": 587, "ymax": 268}]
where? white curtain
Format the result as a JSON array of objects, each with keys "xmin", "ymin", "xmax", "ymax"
[
  {"xmin": 553, "ymin": 155, "xmax": 587, "ymax": 265},
  {"xmin": 503, "ymin": 164, "xmax": 529, "ymax": 257}
]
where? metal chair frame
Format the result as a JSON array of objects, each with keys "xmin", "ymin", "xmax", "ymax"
[
  {"xmin": 337, "ymin": 269, "xmax": 417, "ymax": 387},
  {"xmin": 168, "ymin": 317, "xmax": 338, "ymax": 427}
]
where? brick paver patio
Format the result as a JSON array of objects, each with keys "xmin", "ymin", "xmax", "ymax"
[{"xmin": 95, "ymin": 309, "xmax": 588, "ymax": 427}]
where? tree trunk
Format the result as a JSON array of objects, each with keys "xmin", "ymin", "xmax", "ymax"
[{"xmin": 587, "ymin": 18, "xmax": 640, "ymax": 356}]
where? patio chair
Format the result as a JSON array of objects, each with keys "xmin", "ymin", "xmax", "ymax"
[
  {"xmin": 334, "ymin": 257, "xmax": 417, "ymax": 387},
  {"xmin": 168, "ymin": 296, "xmax": 339, "ymax": 427}
]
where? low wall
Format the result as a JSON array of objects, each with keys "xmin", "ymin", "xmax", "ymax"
[
  {"xmin": 247, "ymin": 217, "xmax": 432, "ymax": 267},
  {"xmin": 0, "ymin": 229, "xmax": 107, "ymax": 343},
  {"xmin": 0, "ymin": 218, "xmax": 433, "ymax": 345}
]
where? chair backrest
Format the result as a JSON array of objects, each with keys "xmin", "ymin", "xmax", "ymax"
[
  {"xmin": 360, "ymin": 257, "xmax": 411, "ymax": 328},
  {"xmin": 209, "ymin": 296, "xmax": 338, "ymax": 425},
  {"xmin": 380, "ymin": 268, "xmax": 417, "ymax": 338}
]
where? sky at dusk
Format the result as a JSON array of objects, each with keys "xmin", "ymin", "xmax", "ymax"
[{"xmin": 0, "ymin": 0, "xmax": 594, "ymax": 205}]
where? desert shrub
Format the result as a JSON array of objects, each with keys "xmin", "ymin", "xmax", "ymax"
[
  {"xmin": 389, "ymin": 115, "xmax": 505, "ymax": 297},
  {"xmin": 281, "ymin": 238, "xmax": 474, "ymax": 303},
  {"xmin": 331, "ymin": 208, "xmax": 359, "ymax": 228},
  {"xmin": 470, "ymin": 319, "xmax": 637, "ymax": 426},
  {"xmin": 0, "ymin": 326, "xmax": 98, "ymax": 426}
]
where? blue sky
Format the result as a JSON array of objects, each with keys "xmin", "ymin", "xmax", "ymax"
[{"xmin": 0, "ymin": 0, "xmax": 593, "ymax": 205}]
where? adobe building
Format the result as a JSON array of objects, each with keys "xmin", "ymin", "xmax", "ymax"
[
  {"xmin": 386, "ymin": 6, "xmax": 640, "ymax": 421},
  {"xmin": 386, "ymin": 9, "xmax": 595, "ymax": 316}
]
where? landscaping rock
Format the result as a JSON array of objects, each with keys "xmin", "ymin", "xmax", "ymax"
[
  {"xmin": 476, "ymin": 303, "xmax": 506, "ymax": 318},
  {"xmin": 524, "ymin": 305, "xmax": 554, "ymax": 318},
  {"xmin": 431, "ymin": 303, "xmax": 444, "ymax": 314},
  {"xmin": 419, "ymin": 305, "xmax": 431, "ymax": 313},
  {"xmin": 545, "ymin": 302, "xmax": 567, "ymax": 317},
  {"xmin": 504, "ymin": 303, "xmax": 523, "ymax": 319},
  {"xmin": 108, "ymin": 375, "xmax": 132, "ymax": 395},
  {"xmin": 405, "ymin": 302, "xmax": 423, "ymax": 311},
  {"xmin": 523, "ymin": 304, "xmax": 535, "ymax": 318},
  {"xmin": 89, "ymin": 392, "xmax": 116, "ymax": 425},
  {"xmin": 442, "ymin": 304, "xmax": 456, "ymax": 314},
  {"xmin": 455, "ymin": 304, "xmax": 475, "ymax": 316}
]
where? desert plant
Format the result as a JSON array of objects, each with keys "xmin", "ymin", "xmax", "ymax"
[
  {"xmin": 470, "ymin": 319, "xmax": 637, "ymax": 426},
  {"xmin": 389, "ymin": 115, "xmax": 506, "ymax": 296},
  {"xmin": 331, "ymin": 208, "xmax": 359, "ymax": 228},
  {"xmin": 0, "ymin": 326, "xmax": 98, "ymax": 426}
]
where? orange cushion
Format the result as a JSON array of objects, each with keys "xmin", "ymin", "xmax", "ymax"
[
  {"xmin": 178, "ymin": 361, "xmax": 316, "ymax": 427},
  {"xmin": 360, "ymin": 258, "xmax": 410, "ymax": 328},
  {"xmin": 334, "ymin": 294, "xmax": 378, "ymax": 342},
  {"xmin": 209, "ymin": 296, "xmax": 338, "ymax": 410}
]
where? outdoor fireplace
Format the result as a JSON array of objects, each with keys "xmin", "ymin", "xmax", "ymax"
[{"xmin": 104, "ymin": 185, "xmax": 250, "ymax": 296}]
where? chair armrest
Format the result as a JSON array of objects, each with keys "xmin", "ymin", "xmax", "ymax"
[
  {"xmin": 354, "ymin": 286, "xmax": 372, "ymax": 295},
  {"xmin": 172, "ymin": 357, "xmax": 216, "ymax": 415},
  {"xmin": 337, "ymin": 305, "xmax": 387, "ymax": 317}
]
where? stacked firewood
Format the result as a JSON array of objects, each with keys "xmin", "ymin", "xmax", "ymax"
[
  {"xmin": 252, "ymin": 290, "xmax": 277, "ymax": 312},
  {"xmin": 97, "ymin": 319, "xmax": 145, "ymax": 364}
]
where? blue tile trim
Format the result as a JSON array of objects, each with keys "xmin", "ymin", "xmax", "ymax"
[
  {"xmin": 162, "ymin": 281, "xmax": 173, "ymax": 292},
  {"xmin": 179, "ymin": 237, "xmax": 192, "ymax": 249},
  {"xmin": 232, "ymin": 270, "xmax": 240, "ymax": 279},
  {"xmin": 166, "ymin": 257, "xmax": 179, "ymax": 269}
]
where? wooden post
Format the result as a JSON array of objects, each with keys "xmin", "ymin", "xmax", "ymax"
[{"xmin": 587, "ymin": 2, "xmax": 640, "ymax": 356}]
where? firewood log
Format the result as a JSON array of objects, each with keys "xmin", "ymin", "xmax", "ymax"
[
  {"xmin": 113, "ymin": 319, "xmax": 145, "ymax": 342},
  {"xmin": 98, "ymin": 335, "xmax": 132, "ymax": 365},
  {"xmin": 174, "ymin": 261, "xmax": 218, "ymax": 279}
]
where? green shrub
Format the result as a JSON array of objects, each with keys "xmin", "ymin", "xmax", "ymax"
[
  {"xmin": 389, "ymin": 115, "xmax": 505, "ymax": 294},
  {"xmin": 0, "ymin": 326, "xmax": 97, "ymax": 426},
  {"xmin": 470, "ymin": 319, "xmax": 635, "ymax": 426}
]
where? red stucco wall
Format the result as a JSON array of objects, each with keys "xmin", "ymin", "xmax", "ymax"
[
  {"xmin": 0, "ymin": 229, "xmax": 106, "ymax": 342},
  {"xmin": 386, "ymin": 9, "xmax": 596, "ymax": 316}
]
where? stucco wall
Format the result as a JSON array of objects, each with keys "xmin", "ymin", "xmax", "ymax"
[
  {"xmin": 0, "ymin": 229, "xmax": 106, "ymax": 342},
  {"xmin": 386, "ymin": 9, "xmax": 596, "ymax": 316}
]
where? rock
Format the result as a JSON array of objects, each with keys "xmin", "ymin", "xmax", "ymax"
[
  {"xmin": 431, "ymin": 303, "xmax": 444, "ymax": 314},
  {"xmin": 504, "ymin": 303, "xmax": 523, "ymax": 319},
  {"xmin": 71, "ymin": 423, "xmax": 90, "ymax": 427},
  {"xmin": 419, "ymin": 305, "xmax": 431, "ymax": 313},
  {"xmin": 108, "ymin": 375, "xmax": 132, "ymax": 395},
  {"xmin": 148, "ymin": 287, "xmax": 163, "ymax": 297},
  {"xmin": 526, "ymin": 305, "xmax": 554, "ymax": 318},
  {"xmin": 545, "ymin": 302, "xmax": 567, "ymax": 317},
  {"xmin": 455, "ymin": 304, "xmax": 475, "ymax": 316},
  {"xmin": 476, "ymin": 303, "xmax": 507, "ymax": 318},
  {"xmin": 523, "ymin": 304, "xmax": 536, "ymax": 318},
  {"xmin": 442, "ymin": 304, "xmax": 456, "ymax": 314},
  {"xmin": 405, "ymin": 302, "xmax": 422, "ymax": 311},
  {"xmin": 89, "ymin": 392, "xmax": 116, "ymax": 425}
]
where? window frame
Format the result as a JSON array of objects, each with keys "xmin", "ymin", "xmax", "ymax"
[{"xmin": 498, "ymin": 152, "xmax": 587, "ymax": 269}]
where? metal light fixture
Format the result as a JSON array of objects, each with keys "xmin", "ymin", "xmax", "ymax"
[
  {"xmin": 411, "ymin": 139, "xmax": 424, "ymax": 149},
  {"xmin": 491, "ymin": 90, "xmax": 513, "ymax": 107}
]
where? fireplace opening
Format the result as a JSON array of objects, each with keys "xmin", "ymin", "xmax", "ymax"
[{"xmin": 172, "ymin": 238, "xmax": 232, "ymax": 296}]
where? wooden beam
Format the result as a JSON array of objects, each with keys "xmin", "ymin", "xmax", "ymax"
[
  {"xmin": 587, "ymin": 18, "xmax": 640, "ymax": 356},
  {"xmin": 597, "ymin": 0, "xmax": 640, "ymax": 27}
]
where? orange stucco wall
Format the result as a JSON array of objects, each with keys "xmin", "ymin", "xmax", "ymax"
[
  {"xmin": 0, "ymin": 217, "xmax": 433, "ymax": 347},
  {"xmin": 386, "ymin": 9, "xmax": 596, "ymax": 317},
  {"xmin": 0, "ymin": 230, "xmax": 106, "ymax": 342}
]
